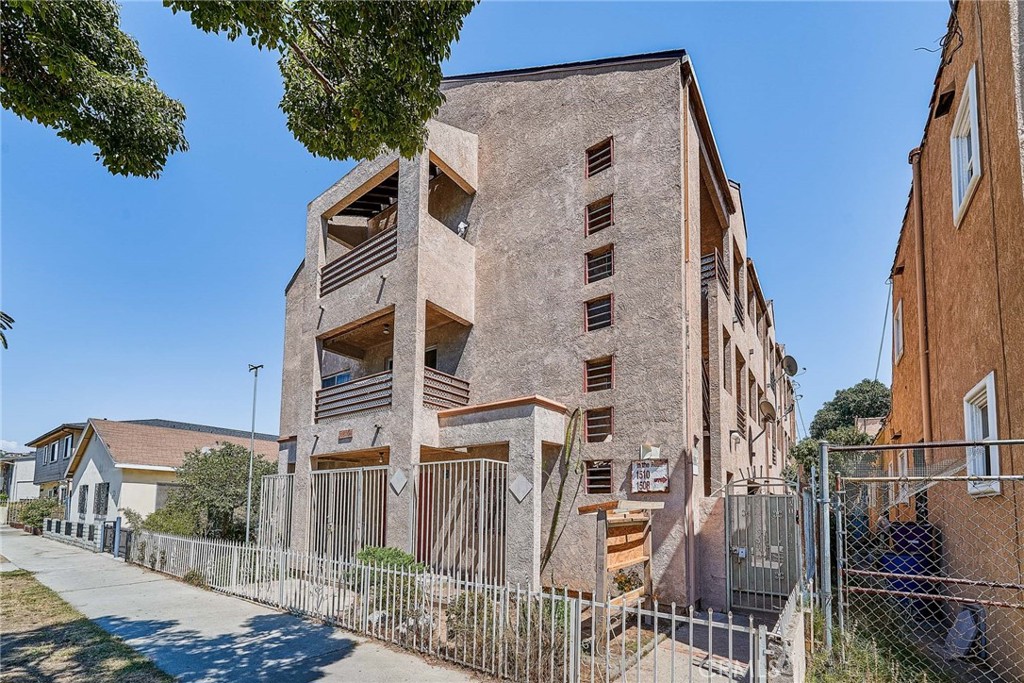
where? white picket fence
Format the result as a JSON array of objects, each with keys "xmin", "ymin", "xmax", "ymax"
[{"xmin": 129, "ymin": 530, "xmax": 774, "ymax": 682}]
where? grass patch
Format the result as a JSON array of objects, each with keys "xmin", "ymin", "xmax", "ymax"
[
  {"xmin": 807, "ymin": 608, "xmax": 956, "ymax": 683},
  {"xmin": 0, "ymin": 569, "xmax": 172, "ymax": 683}
]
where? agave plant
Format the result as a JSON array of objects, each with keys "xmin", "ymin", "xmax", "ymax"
[{"xmin": 0, "ymin": 311, "xmax": 13, "ymax": 349}]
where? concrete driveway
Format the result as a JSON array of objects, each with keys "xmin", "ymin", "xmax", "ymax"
[{"xmin": 0, "ymin": 528, "xmax": 477, "ymax": 682}]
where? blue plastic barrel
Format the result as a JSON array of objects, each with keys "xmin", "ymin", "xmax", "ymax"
[{"xmin": 880, "ymin": 551, "xmax": 927, "ymax": 610}]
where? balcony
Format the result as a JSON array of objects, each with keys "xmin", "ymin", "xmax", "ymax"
[
  {"xmin": 315, "ymin": 371, "xmax": 393, "ymax": 422},
  {"xmin": 734, "ymin": 293, "xmax": 745, "ymax": 327},
  {"xmin": 700, "ymin": 250, "xmax": 730, "ymax": 299},
  {"xmin": 320, "ymin": 228, "xmax": 398, "ymax": 297},
  {"xmin": 423, "ymin": 367, "xmax": 470, "ymax": 409},
  {"xmin": 737, "ymin": 404, "xmax": 747, "ymax": 434}
]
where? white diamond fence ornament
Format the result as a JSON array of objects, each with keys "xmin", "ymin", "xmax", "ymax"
[
  {"xmin": 390, "ymin": 468, "xmax": 408, "ymax": 495},
  {"xmin": 509, "ymin": 474, "xmax": 533, "ymax": 503}
]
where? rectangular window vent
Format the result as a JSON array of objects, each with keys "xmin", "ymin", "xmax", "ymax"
[
  {"xmin": 585, "ymin": 295, "xmax": 613, "ymax": 331},
  {"xmin": 585, "ymin": 245, "xmax": 614, "ymax": 283},
  {"xmin": 585, "ymin": 357, "xmax": 614, "ymax": 392},
  {"xmin": 585, "ymin": 196, "xmax": 614, "ymax": 235},
  {"xmin": 586, "ymin": 138, "xmax": 613, "ymax": 177},
  {"xmin": 584, "ymin": 460, "xmax": 613, "ymax": 493},
  {"xmin": 585, "ymin": 407, "xmax": 613, "ymax": 443}
]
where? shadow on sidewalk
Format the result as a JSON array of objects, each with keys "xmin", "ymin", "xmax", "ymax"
[{"xmin": 93, "ymin": 612, "xmax": 359, "ymax": 682}]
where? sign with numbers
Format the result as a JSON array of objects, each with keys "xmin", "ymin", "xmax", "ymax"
[{"xmin": 631, "ymin": 459, "xmax": 669, "ymax": 493}]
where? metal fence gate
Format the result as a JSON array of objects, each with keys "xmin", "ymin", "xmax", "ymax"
[
  {"xmin": 257, "ymin": 473, "xmax": 294, "ymax": 550},
  {"xmin": 726, "ymin": 477, "xmax": 802, "ymax": 613},
  {"xmin": 413, "ymin": 458, "xmax": 507, "ymax": 584},
  {"xmin": 827, "ymin": 440, "xmax": 1024, "ymax": 683},
  {"xmin": 308, "ymin": 466, "xmax": 387, "ymax": 561}
]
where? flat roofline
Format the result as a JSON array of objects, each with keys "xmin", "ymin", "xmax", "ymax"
[{"xmin": 443, "ymin": 49, "xmax": 688, "ymax": 83}]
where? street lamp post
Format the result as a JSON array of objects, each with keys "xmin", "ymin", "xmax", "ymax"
[{"xmin": 244, "ymin": 363, "xmax": 263, "ymax": 543}]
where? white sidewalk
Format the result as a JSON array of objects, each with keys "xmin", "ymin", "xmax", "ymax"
[{"xmin": 0, "ymin": 528, "xmax": 477, "ymax": 682}]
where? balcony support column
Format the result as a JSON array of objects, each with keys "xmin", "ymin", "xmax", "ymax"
[{"xmin": 384, "ymin": 152, "xmax": 432, "ymax": 553}]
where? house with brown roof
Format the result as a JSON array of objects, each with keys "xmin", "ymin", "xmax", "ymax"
[{"xmin": 64, "ymin": 419, "xmax": 278, "ymax": 527}]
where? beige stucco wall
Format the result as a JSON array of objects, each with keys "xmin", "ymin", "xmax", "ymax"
[{"xmin": 279, "ymin": 56, "xmax": 794, "ymax": 607}]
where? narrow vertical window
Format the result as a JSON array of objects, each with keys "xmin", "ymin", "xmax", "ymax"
[
  {"xmin": 586, "ymin": 137, "xmax": 613, "ymax": 177},
  {"xmin": 585, "ymin": 407, "xmax": 614, "ymax": 442},
  {"xmin": 964, "ymin": 371, "xmax": 1000, "ymax": 495},
  {"xmin": 585, "ymin": 295, "xmax": 614, "ymax": 331},
  {"xmin": 585, "ymin": 196, "xmax": 614, "ymax": 235},
  {"xmin": 893, "ymin": 299, "xmax": 904, "ymax": 362},
  {"xmin": 950, "ymin": 66, "xmax": 981, "ymax": 224},
  {"xmin": 585, "ymin": 357, "xmax": 614, "ymax": 392},
  {"xmin": 585, "ymin": 245, "xmax": 614, "ymax": 283},
  {"xmin": 78, "ymin": 485, "xmax": 89, "ymax": 515}
]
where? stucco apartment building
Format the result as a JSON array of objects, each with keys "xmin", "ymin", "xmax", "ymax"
[
  {"xmin": 874, "ymin": 0, "xmax": 1024, "ymax": 676},
  {"xmin": 26, "ymin": 422, "xmax": 85, "ymax": 509},
  {"xmin": 66, "ymin": 419, "xmax": 279, "ymax": 527},
  {"xmin": 278, "ymin": 50, "xmax": 795, "ymax": 607}
]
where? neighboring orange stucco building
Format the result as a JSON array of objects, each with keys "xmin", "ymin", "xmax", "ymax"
[{"xmin": 874, "ymin": 1, "xmax": 1024, "ymax": 677}]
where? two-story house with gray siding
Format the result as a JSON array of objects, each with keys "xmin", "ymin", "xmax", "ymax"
[
  {"xmin": 277, "ymin": 50, "xmax": 796, "ymax": 609},
  {"xmin": 26, "ymin": 422, "xmax": 86, "ymax": 509}
]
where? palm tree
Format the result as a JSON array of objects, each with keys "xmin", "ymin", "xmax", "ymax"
[{"xmin": 0, "ymin": 311, "xmax": 13, "ymax": 349}]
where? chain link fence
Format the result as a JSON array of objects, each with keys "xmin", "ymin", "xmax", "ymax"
[{"xmin": 827, "ymin": 440, "xmax": 1024, "ymax": 683}]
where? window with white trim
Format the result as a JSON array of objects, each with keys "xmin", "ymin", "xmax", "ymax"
[
  {"xmin": 896, "ymin": 449, "xmax": 910, "ymax": 505},
  {"xmin": 950, "ymin": 66, "xmax": 981, "ymax": 225},
  {"xmin": 893, "ymin": 299, "xmax": 904, "ymax": 363},
  {"xmin": 321, "ymin": 371, "xmax": 352, "ymax": 389},
  {"xmin": 48, "ymin": 443, "xmax": 58, "ymax": 463},
  {"xmin": 63, "ymin": 435, "xmax": 73, "ymax": 459},
  {"xmin": 963, "ymin": 371, "xmax": 1000, "ymax": 495}
]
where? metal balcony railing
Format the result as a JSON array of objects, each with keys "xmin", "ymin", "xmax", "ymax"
[
  {"xmin": 320, "ymin": 228, "xmax": 398, "ymax": 297},
  {"xmin": 315, "ymin": 371, "xmax": 392, "ymax": 421},
  {"xmin": 423, "ymin": 367, "xmax": 470, "ymax": 409},
  {"xmin": 737, "ymin": 404, "xmax": 747, "ymax": 434}
]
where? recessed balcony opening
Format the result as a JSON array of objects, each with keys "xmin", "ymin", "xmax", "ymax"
[
  {"xmin": 312, "ymin": 447, "xmax": 390, "ymax": 470},
  {"xmin": 423, "ymin": 302, "xmax": 471, "ymax": 409},
  {"xmin": 321, "ymin": 166, "xmax": 400, "ymax": 296},
  {"xmin": 316, "ymin": 309, "xmax": 395, "ymax": 421},
  {"xmin": 427, "ymin": 158, "xmax": 474, "ymax": 241}
]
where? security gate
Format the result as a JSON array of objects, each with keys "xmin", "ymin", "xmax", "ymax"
[
  {"xmin": 308, "ymin": 466, "xmax": 387, "ymax": 561},
  {"xmin": 726, "ymin": 477, "xmax": 801, "ymax": 612}
]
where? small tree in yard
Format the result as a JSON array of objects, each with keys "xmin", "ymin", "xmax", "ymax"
[
  {"xmin": 126, "ymin": 442, "xmax": 275, "ymax": 541},
  {"xmin": 170, "ymin": 442, "xmax": 276, "ymax": 541}
]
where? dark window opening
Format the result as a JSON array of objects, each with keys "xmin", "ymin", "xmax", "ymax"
[
  {"xmin": 585, "ymin": 357, "xmax": 614, "ymax": 392},
  {"xmin": 584, "ymin": 460, "xmax": 613, "ymax": 494},
  {"xmin": 78, "ymin": 485, "xmax": 89, "ymax": 515},
  {"xmin": 934, "ymin": 89, "xmax": 955, "ymax": 118},
  {"xmin": 585, "ymin": 196, "xmax": 614, "ymax": 235},
  {"xmin": 322, "ymin": 371, "xmax": 352, "ymax": 389},
  {"xmin": 586, "ymin": 138, "xmax": 614, "ymax": 177},
  {"xmin": 585, "ymin": 407, "xmax": 613, "ymax": 443},
  {"xmin": 586, "ymin": 245, "xmax": 614, "ymax": 283},
  {"xmin": 424, "ymin": 347, "xmax": 438, "ymax": 370},
  {"xmin": 585, "ymin": 295, "xmax": 613, "ymax": 331},
  {"xmin": 93, "ymin": 482, "xmax": 110, "ymax": 516}
]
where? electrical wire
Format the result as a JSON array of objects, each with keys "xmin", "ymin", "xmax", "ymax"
[{"xmin": 874, "ymin": 278, "xmax": 893, "ymax": 382}]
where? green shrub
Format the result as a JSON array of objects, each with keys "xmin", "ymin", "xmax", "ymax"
[
  {"xmin": 356, "ymin": 546, "xmax": 425, "ymax": 570},
  {"xmin": 183, "ymin": 569, "xmax": 207, "ymax": 588},
  {"xmin": 0, "ymin": 493, "xmax": 9, "ymax": 504},
  {"xmin": 20, "ymin": 498, "xmax": 63, "ymax": 528}
]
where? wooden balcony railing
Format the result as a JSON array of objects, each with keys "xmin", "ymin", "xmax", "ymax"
[
  {"xmin": 737, "ymin": 404, "xmax": 747, "ymax": 434},
  {"xmin": 315, "ymin": 371, "xmax": 392, "ymax": 422},
  {"xmin": 320, "ymin": 228, "xmax": 398, "ymax": 297},
  {"xmin": 423, "ymin": 367, "xmax": 470, "ymax": 409},
  {"xmin": 700, "ymin": 250, "xmax": 730, "ymax": 299}
]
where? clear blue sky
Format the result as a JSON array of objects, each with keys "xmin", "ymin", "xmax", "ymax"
[{"xmin": 1, "ymin": 1, "xmax": 950, "ymax": 450}]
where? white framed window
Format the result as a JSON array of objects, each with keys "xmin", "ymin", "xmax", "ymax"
[
  {"xmin": 62, "ymin": 435, "xmax": 73, "ymax": 459},
  {"xmin": 893, "ymin": 299, "xmax": 904, "ymax": 363},
  {"xmin": 963, "ymin": 371, "xmax": 1000, "ymax": 496},
  {"xmin": 950, "ymin": 65, "xmax": 982, "ymax": 226},
  {"xmin": 896, "ymin": 449, "xmax": 910, "ymax": 505},
  {"xmin": 48, "ymin": 443, "xmax": 58, "ymax": 463}
]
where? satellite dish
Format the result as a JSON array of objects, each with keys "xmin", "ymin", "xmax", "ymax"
[
  {"xmin": 782, "ymin": 355, "xmax": 800, "ymax": 377},
  {"xmin": 759, "ymin": 400, "xmax": 777, "ymax": 423}
]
